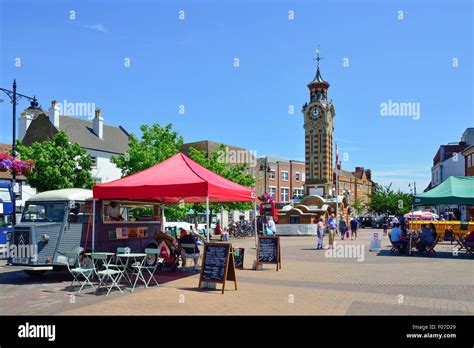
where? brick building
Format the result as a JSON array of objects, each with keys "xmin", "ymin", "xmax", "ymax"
[
  {"xmin": 336, "ymin": 167, "xmax": 375, "ymax": 213},
  {"xmin": 255, "ymin": 156, "xmax": 305, "ymax": 203},
  {"xmin": 462, "ymin": 145, "xmax": 474, "ymax": 176}
]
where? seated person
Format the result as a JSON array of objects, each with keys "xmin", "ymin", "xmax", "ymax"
[
  {"xmin": 390, "ymin": 223, "xmax": 403, "ymax": 242},
  {"xmin": 416, "ymin": 224, "xmax": 435, "ymax": 252},
  {"xmin": 178, "ymin": 228, "xmax": 200, "ymax": 271},
  {"xmin": 189, "ymin": 224, "xmax": 205, "ymax": 241},
  {"xmin": 105, "ymin": 201, "xmax": 124, "ymax": 221},
  {"xmin": 463, "ymin": 231, "xmax": 474, "ymax": 246},
  {"xmin": 390, "ymin": 223, "xmax": 408, "ymax": 253}
]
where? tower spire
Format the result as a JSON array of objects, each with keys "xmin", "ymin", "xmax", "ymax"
[
  {"xmin": 308, "ymin": 45, "xmax": 330, "ymax": 88},
  {"xmin": 314, "ymin": 45, "xmax": 323, "ymax": 68}
]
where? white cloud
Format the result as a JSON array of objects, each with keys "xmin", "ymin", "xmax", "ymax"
[{"xmin": 84, "ymin": 24, "xmax": 109, "ymax": 33}]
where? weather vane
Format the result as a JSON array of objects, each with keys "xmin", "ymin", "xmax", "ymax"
[{"xmin": 314, "ymin": 45, "xmax": 324, "ymax": 67}]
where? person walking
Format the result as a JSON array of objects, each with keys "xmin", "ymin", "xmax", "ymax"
[
  {"xmin": 339, "ymin": 217, "xmax": 347, "ymax": 240},
  {"xmin": 326, "ymin": 214, "xmax": 337, "ymax": 249},
  {"xmin": 316, "ymin": 216, "xmax": 325, "ymax": 250},
  {"xmin": 265, "ymin": 216, "xmax": 276, "ymax": 236},
  {"xmin": 350, "ymin": 217, "xmax": 358, "ymax": 240},
  {"xmin": 382, "ymin": 216, "xmax": 388, "ymax": 236}
]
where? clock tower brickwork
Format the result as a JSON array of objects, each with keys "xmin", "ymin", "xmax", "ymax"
[{"xmin": 302, "ymin": 58, "xmax": 336, "ymax": 197}]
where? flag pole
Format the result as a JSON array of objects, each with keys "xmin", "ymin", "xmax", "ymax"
[{"xmin": 335, "ymin": 143, "xmax": 339, "ymax": 232}]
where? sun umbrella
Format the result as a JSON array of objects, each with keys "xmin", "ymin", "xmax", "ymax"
[{"xmin": 404, "ymin": 210, "xmax": 439, "ymax": 220}]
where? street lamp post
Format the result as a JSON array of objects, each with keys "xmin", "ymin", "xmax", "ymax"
[
  {"xmin": 259, "ymin": 160, "xmax": 272, "ymax": 233},
  {"xmin": 259, "ymin": 160, "xmax": 272, "ymax": 196},
  {"xmin": 0, "ymin": 79, "xmax": 39, "ymax": 225}
]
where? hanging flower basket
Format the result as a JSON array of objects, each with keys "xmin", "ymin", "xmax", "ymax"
[
  {"xmin": 0, "ymin": 153, "xmax": 35, "ymax": 176},
  {"xmin": 258, "ymin": 193, "xmax": 274, "ymax": 203}
]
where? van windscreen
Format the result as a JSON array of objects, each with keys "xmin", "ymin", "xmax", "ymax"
[{"xmin": 22, "ymin": 202, "xmax": 67, "ymax": 222}]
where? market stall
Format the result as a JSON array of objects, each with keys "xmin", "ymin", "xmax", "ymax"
[{"xmin": 92, "ymin": 153, "xmax": 256, "ymax": 249}]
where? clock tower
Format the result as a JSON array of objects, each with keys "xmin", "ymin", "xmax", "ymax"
[{"xmin": 302, "ymin": 48, "xmax": 336, "ymax": 197}]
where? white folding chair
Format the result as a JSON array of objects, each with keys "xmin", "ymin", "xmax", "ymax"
[
  {"xmin": 62, "ymin": 251, "xmax": 96, "ymax": 292},
  {"xmin": 180, "ymin": 243, "xmax": 201, "ymax": 271},
  {"xmin": 140, "ymin": 248, "xmax": 164, "ymax": 287},
  {"xmin": 93, "ymin": 253, "xmax": 124, "ymax": 296}
]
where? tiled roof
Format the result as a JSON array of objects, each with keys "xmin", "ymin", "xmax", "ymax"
[{"xmin": 22, "ymin": 113, "xmax": 129, "ymax": 155}]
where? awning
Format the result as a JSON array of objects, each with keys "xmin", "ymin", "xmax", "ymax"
[
  {"xmin": 414, "ymin": 176, "xmax": 474, "ymax": 206},
  {"xmin": 93, "ymin": 152, "xmax": 255, "ymax": 203}
]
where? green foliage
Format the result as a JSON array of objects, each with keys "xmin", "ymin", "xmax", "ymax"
[
  {"xmin": 367, "ymin": 184, "xmax": 412, "ymax": 216},
  {"xmin": 111, "ymin": 123, "xmax": 187, "ymax": 220},
  {"xmin": 111, "ymin": 123, "xmax": 184, "ymax": 177},
  {"xmin": 16, "ymin": 131, "xmax": 93, "ymax": 192},
  {"xmin": 187, "ymin": 144, "xmax": 256, "ymax": 215},
  {"xmin": 351, "ymin": 196, "xmax": 365, "ymax": 215}
]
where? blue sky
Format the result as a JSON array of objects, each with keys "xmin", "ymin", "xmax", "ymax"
[{"xmin": 0, "ymin": 0, "xmax": 472, "ymax": 192}]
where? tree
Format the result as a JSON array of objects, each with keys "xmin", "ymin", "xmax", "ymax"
[
  {"xmin": 187, "ymin": 144, "xmax": 256, "ymax": 223},
  {"xmin": 351, "ymin": 196, "xmax": 365, "ymax": 215},
  {"xmin": 111, "ymin": 123, "xmax": 187, "ymax": 220},
  {"xmin": 367, "ymin": 184, "xmax": 412, "ymax": 216},
  {"xmin": 16, "ymin": 131, "xmax": 94, "ymax": 192},
  {"xmin": 111, "ymin": 123, "xmax": 184, "ymax": 176}
]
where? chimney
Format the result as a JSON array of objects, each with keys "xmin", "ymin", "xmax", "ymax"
[
  {"xmin": 355, "ymin": 166, "xmax": 364, "ymax": 173},
  {"xmin": 365, "ymin": 169, "xmax": 372, "ymax": 181},
  {"xmin": 93, "ymin": 108, "xmax": 104, "ymax": 139},
  {"xmin": 48, "ymin": 100, "xmax": 60, "ymax": 128},
  {"xmin": 18, "ymin": 111, "xmax": 32, "ymax": 141}
]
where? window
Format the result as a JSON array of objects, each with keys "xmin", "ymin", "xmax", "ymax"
[
  {"xmin": 269, "ymin": 169, "xmax": 276, "ymax": 179},
  {"xmin": 69, "ymin": 202, "xmax": 92, "ymax": 223},
  {"xmin": 259, "ymin": 186, "xmax": 264, "ymax": 194},
  {"xmin": 281, "ymin": 171, "xmax": 289, "ymax": 181},
  {"xmin": 22, "ymin": 202, "xmax": 67, "ymax": 223},
  {"xmin": 469, "ymin": 155, "xmax": 472, "ymax": 168},
  {"xmin": 269, "ymin": 187, "xmax": 276, "ymax": 199},
  {"xmin": 289, "ymin": 216, "xmax": 300, "ymax": 224},
  {"xmin": 91, "ymin": 157, "xmax": 97, "ymax": 167},
  {"xmin": 293, "ymin": 188, "xmax": 303, "ymax": 198},
  {"xmin": 281, "ymin": 188, "xmax": 289, "ymax": 202},
  {"xmin": 295, "ymin": 172, "xmax": 300, "ymax": 182},
  {"xmin": 103, "ymin": 200, "xmax": 157, "ymax": 224}
]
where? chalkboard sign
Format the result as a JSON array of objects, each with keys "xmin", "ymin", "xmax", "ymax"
[
  {"xmin": 233, "ymin": 248, "xmax": 245, "ymax": 269},
  {"xmin": 256, "ymin": 236, "xmax": 281, "ymax": 271},
  {"xmin": 198, "ymin": 242, "xmax": 237, "ymax": 294}
]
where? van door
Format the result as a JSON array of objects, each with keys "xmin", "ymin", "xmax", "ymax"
[{"xmin": 56, "ymin": 202, "xmax": 91, "ymax": 259}]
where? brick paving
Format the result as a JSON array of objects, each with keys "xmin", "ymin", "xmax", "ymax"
[{"xmin": 1, "ymin": 228, "xmax": 473, "ymax": 315}]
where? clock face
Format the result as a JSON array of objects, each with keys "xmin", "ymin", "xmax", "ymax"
[{"xmin": 311, "ymin": 107, "xmax": 321, "ymax": 119}]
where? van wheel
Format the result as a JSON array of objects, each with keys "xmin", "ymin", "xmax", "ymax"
[{"xmin": 24, "ymin": 270, "xmax": 46, "ymax": 277}]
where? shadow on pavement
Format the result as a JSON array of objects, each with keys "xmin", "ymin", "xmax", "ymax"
[
  {"xmin": 376, "ymin": 249, "xmax": 472, "ymax": 260},
  {"xmin": 0, "ymin": 267, "xmax": 200, "ymax": 287}
]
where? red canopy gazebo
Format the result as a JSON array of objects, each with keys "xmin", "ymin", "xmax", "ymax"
[{"xmin": 92, "ymin": 153, "xmax": 256, "ymax": 244}]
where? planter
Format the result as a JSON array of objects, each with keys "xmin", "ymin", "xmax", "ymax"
[{"xmin": 22, "ymin": 168, "xmax": 33, "ymax": 176}]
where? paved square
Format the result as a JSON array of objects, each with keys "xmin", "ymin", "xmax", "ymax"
[{"xmin": 1, "ymin": 229, "xmax": 472, "ymax": 315}]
